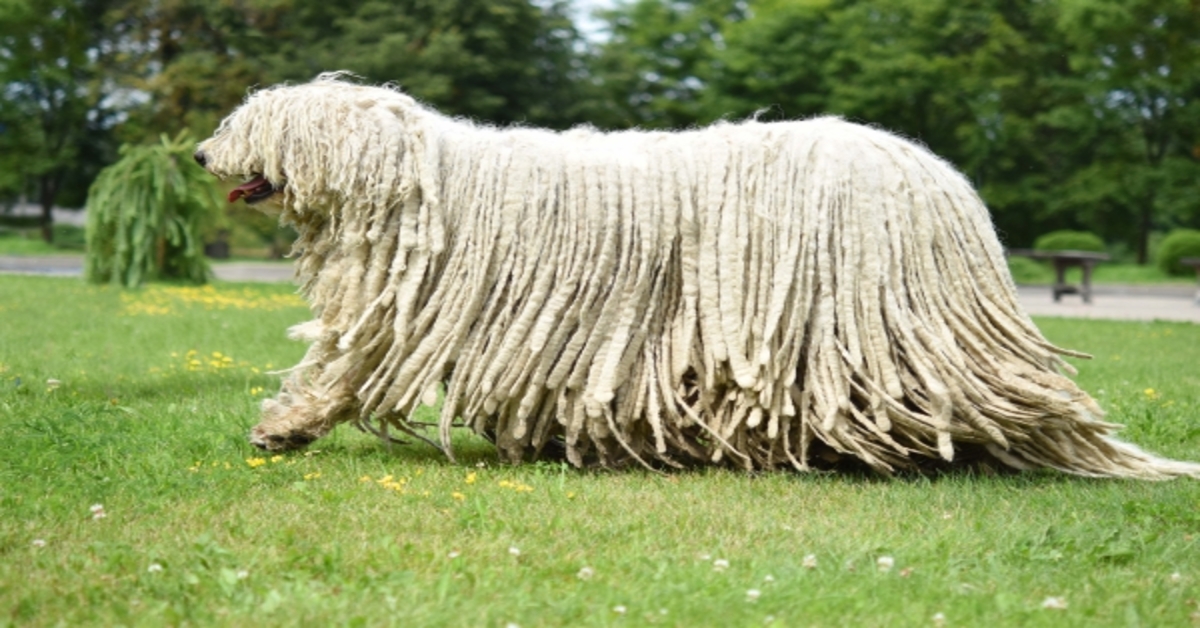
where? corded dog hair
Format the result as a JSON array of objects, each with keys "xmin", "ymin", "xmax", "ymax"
[{"xmin": 196, "ymin": 74, "xmax": 1200, "ymax": 478}]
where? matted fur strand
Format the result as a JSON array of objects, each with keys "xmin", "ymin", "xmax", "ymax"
[{"xmin": 197, "ymin": 75, "xmax": 1199, "ymax": 479}]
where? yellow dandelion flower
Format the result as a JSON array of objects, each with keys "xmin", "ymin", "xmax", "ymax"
[
  {"xmin": 452, "ymin": 492, "xmax": 466, "ymax": 501},
  {"xmin": 303, "ymin": 472, "xmax": 321, "ymax": 481},
  {"xmin": 359, "ymin": 475, "xmax": 372, "ymax": 483},
  {"xmin": 246, "ymin": 457, "xmax": 266, "ymax": 468},
  {"xmin": 465, "ymin": 472, "xmax": 477, "ymax": 485}
]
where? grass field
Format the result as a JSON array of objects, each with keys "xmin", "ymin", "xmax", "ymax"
[{"xmin": 1, "ymin": 274, "xmax": 1198, "ymax": 627}]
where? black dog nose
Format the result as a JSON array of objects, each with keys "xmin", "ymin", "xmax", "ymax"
[{"xmin": 193, "ymin": 151, "xmax": 207, "ymax": 167}]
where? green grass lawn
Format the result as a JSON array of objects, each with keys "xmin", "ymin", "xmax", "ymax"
[{"xmin": 1, "ymin": 275, "xmax": 1198, "ymax": 627}]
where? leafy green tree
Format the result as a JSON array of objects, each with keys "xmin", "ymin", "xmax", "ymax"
[
  {"xmin": 0, "ymin": 0, "xmax": 120, "ymax": 241},
  {"xmin": 85, "ymin": 132, "xmax": 222, "ymax": 287},
  {"xmin": 588, "ymin": 0, "xmax": 746, "ymax": 129},
  {"xmin": 1051, "ymin": 0, "xmax": 1200, "ymax": 263},
  {"xmin": 259, "ymin": 0, "xmax": 588, "ymax": 128},
  {"xmin": 101, "ymin": 0, "xmax": 290, "ymax": 142}
]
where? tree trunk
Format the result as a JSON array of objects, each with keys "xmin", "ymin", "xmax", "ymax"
[
  {"xmin": 156, "ymin": 236, "xmax": 167, "ymax": 276},
  {"xmin": 39, "ymin": 176, "xmax": 57, "ymax": 244},
  {"xmin": 1136, "ymin": 203, "xmax": 1152, "ymax": 265}
]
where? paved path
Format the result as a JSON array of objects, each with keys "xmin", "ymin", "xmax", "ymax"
[
  {"xmin": 1016, "ymin": 285, "xmax": 1199, "ymax": 324},
  {"xmin": 2, "ymin": 254, "xmax": 1198, "ymax": 323},
  {"xmin": 0, "ymin": 254, "xmax": 295, "ymax": 283}
]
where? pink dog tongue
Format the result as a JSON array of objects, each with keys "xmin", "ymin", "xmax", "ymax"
[{"xmin": 228, "ymin": 176, "xmax": 270, "ymax": 203}]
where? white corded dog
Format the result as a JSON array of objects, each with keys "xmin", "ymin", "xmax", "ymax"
[{"xmin": 196, "ymin": 74, "xmax": 1199, "ymax": 478}]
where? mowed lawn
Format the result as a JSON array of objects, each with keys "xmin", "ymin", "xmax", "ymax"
[{"xmin": 1, "ymin": 274, "xmax": 1198, "ymax": 627}]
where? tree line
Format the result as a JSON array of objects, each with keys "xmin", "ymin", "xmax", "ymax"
[{"xmin": 2, "ymin": 0, "xmax": 1197, "ymax": 260}]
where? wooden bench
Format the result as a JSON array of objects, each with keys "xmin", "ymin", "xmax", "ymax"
[
  {"xmin": 1182, "ymin": 257, "xmax": 1200, "ymax": 305},
  {"xmin": 1008, "ymin": 249, "xmax": 1111, "ymax": 304}
]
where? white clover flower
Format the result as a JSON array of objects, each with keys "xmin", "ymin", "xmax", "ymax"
[
  {"xmin": 1041, "ymin": 596, "xmax": 1067, "ymax": 610},
  {"xmin": 147, "ymin": 563, "xmax": 163, "ymax": 573},
  {"xmin": 932, "ymin": 612, "xmax": 946, "ymax": 626},
  {"xmin": 236, "ymin": 570, "xmax": 249, "ymax": 580},
  {"xmin": 31, "ymin": 539, "xmax": 46, "ymax": 548},
  {"xmin": 746, "ymin": 589, "xmax": 761, "ymax": 602},
  {"xmin": 508, "ymin": 546, "xmax": 521, "ymax": 557},
  {"xmin": 876, "ymin": 556, "xmax": 895, "ymax": 572},
  {"xmin": 612, "ymin": 605, "xmax": 626, "ymax": 614},
  {"xmin": 763, "ymin": 574, "xmax": 775, "ymax": 583},
  {"xmin": 1169, "ymin": 572, "xmax": 1182, "ymax": 583},
  {"xmin": 448, "ymin": 551, "xmax": 461, "ymax": 559},
  {"xmin": 577, "ymin": 566, "xmax": 595, "ymax": 580},
  {"xmin": 713, "ymin": 558, "xmax": 730, "ymax": 572},
  {"xmin": 802, "ymin": 554, "xmax": 818, "ymax": 569},
  {"xmin": 699, "ymin": 553, "xmax": 712, "ymax": 561}
]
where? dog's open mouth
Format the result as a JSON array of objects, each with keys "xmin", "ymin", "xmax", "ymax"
[{"xmin": 228, "ymin": 175, "xmax": 279, "ymax": 204}]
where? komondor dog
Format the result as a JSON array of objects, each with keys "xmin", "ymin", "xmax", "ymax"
[{"xmin": 195, "ymin": 74, "xmax": 1199, "ymax": 478}]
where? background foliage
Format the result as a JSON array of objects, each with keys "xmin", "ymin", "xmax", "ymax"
[{"xmin": 1, "ymin": 0, "xmax": 1198, "ymax": 253}]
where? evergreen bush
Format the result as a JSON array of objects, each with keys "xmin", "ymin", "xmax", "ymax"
[
  {"xmin": 1155, "ymin": 229, "xmax": 1200, "ymax": 276},
  {"xmin": 1032, "ymin": 230, "xmax": 1106, "ymax": 253},
  {"xmin": 85, "ymin": 132, "xmax": 223, "ymax": 287}
]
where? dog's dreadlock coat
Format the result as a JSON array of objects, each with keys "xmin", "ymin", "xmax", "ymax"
[{"xmin": 196, "ymin": 75, "xmax": 1199, "ymax": 478}]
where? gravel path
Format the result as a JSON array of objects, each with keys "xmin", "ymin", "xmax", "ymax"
[{"xmin": 3, "ymin": 254, "xmax": 1197, "ymax": 323}]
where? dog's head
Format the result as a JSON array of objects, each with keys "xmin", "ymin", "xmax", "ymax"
[{"xmin": 195, "ymin": 74, "xmax": 418, "ymax": 215}]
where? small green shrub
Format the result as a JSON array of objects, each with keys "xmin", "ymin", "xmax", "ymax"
[
  {"xmin": 1033, "ymin": 230, "xmax": 1106, "ymax": 253},
  {"xmin": 52, "ymin": 224, "xmax": 86, "ymax": 250},
  {"xmin": 1155, "ymin": 229, "xmax": 1200, "ymax": 276},
  {"xmin": 0, "ymin": 214, "xmax": 43, "ymax": 228},
  {"xmin": 85, "ymin": 131, "xmax": 222, "ymax": 287}
]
